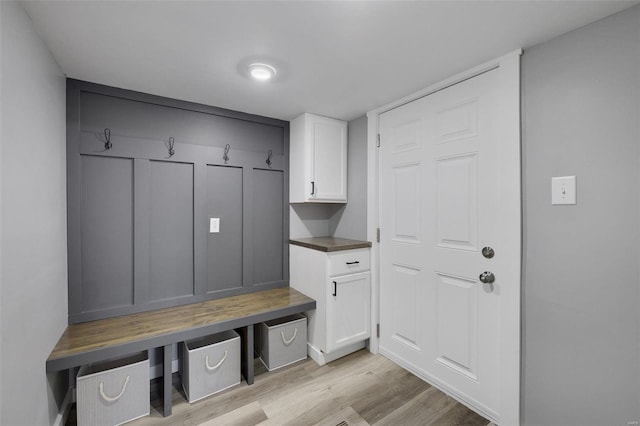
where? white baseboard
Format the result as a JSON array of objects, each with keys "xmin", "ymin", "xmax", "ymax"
[
  {"xmin": 307, "ymin": 340, "xmax": 366, "ymax": 366},
  {"xmin": 53, "ymin": 387, "xmax": 73, "ymax": 426}
]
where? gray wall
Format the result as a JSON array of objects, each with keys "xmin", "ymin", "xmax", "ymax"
[
  {"xmin": 330, "ymin": 115, "xmax": 368, "ymax": 240},
  {"xmin": 522, "ymin": 5, "xmax": 640, "ymax": 425},
  {"xmin": 290, "ymin": 115, "xmax": 368, "ymax": 240},
  {"xmin": 0, "ymin": 2, "xmax": 68, "ymax": 425},
  {"xmin": 67, "ymin": 80, "xmax": 289, "ymax": 323}
]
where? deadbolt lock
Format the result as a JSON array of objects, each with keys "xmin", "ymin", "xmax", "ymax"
[{"xmin": 482, "ymin": 246, "xmax": 495, "ymax": 259}]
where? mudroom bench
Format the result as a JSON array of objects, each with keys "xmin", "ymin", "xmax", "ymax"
[{"xmin": 46, "ymin": 287, "xmax": 315, "ymax": 417}]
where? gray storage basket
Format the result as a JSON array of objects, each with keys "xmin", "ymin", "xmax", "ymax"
[
  {"xmin": 181, "ymin": 329, "xmax": 241, "ymax": 403},
  {"xmin": 259, "ymin": 314, "xmax": 307, "ymax": 371},
  {"xmin": 76, "ymin": 352, "xmax": 150, "ymax": 426}
]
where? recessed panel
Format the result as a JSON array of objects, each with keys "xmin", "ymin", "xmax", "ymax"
[
  {"xmin": 436, "ymin": 99, "xmax": 478, "ymax": 144},
  {"xmin": 207, "ymin": 165, "xmax": 243, "ymax": 292},
  {"xmin": 253, "ymin": 169, "xmax": 283, "ymax": 284},
  {"xmin": 149, "ymin": 161, "xmax": 194, "ymax": 301},
  {"xmin": 436, "ymin": 154, "xmax": 477, "ymax": 250},
  {"xmin": 81, "ymin": 155, "xmax": 134, "ymax": 311},
  {"xmin": 393, "ymin": 163, "xmax": 421, "ymax": 243},
  {"xmin": 435, "ymin": 273, "xmax": 478, "ymax": 379},
  {"xmin": 392, "ymin": 119, "xmax": 421, "ymax": 153},
  {"xmin": 391, "ymin": 264, "xmax": 422, "ymax": 350}
]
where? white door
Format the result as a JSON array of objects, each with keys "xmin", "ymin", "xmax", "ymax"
[
  {"xmin": 379, "ymin": 69, "xmax": 503, "ymax": 420},
  {"xmin": 326, "ymin": 271, "xmax": 370, "ymax": 352}
]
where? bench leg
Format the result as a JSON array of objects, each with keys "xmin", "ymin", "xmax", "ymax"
[
  {"xmin": 163, "ymin": 344, "xmax": 172, "ymax": 417},
  {"xmin": 240, "ymin": 324, "xmax": 254, "ymax": 385}
]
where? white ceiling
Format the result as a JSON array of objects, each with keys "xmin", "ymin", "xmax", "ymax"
[{"xmin": 23, "ymin": 0, "xmax": 638, "ymax": 122}]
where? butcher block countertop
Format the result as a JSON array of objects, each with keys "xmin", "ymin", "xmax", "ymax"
[{"xmin": 289, "ymin": 237, "xmax": 372, "ymax": 252}]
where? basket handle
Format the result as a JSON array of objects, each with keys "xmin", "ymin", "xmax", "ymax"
[
  {"xmin": 205, "ymin": 350, "xmax": 228, "ymax": 371},
  {"xmin": 281, "ymin": 328, "xmax": 297, "ymax": 345},
  {"xmin": 99, "ymin": 375, "xmax": 130, "ymax": 403}
]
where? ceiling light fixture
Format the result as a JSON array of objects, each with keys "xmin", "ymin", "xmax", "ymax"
[{"xmin": 248, "ymin": 63, "xmax": 276, "ymax": 81}]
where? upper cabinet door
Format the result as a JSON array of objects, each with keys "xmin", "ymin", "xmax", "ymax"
[{"xmin": 290, "ymin": 113, "xmax": 347, "ymax": 203}]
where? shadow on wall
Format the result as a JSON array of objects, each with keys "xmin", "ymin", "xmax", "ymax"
[
  {"xmin": 47, "ymin": 370, "xmax": 69, "ymax": 423},
  {"xmin": 290, "ymin": 203, "xmax": 345, "ymax": 238}
]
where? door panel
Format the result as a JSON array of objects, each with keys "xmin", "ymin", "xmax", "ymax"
[
  {"xmin": 435, "ymin": 273, "xmax": 478, "ymax": 380},
  {"xmin": 391, "ymin": 264, "xmax": 422, "ymax": 351},
  {"xmin": 435, "ymin": 98, "xmax": 478, "ymax": 144},
  {"xmin": 436, "ymin": 153, "xmax": 478, "ymax": 250},
  {"xmin": 379, "ymin": 69, "xmax": 501, "ymax": 417},
  {"xmin": 392, "ymin": 163, "xmax": 422, "ymax": 243}
]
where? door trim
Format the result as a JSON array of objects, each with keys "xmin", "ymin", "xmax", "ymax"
[{"xmin": 366, "ymin": 49, "xmax": 522, "ymax": 425}]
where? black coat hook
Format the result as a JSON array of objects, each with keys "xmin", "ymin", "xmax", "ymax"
[
  {"xmin": 223, "ymin": 144, "xmax": 231, "ymax": 164},
  {"xmin": 165, "ymin": 137, "xmax": 175, "ymax": 158},
  {"xmin": 104, "ymin": 128, "xmax": 112, "ymax": 150},
  {"xmin": 266, "ymin": 149, "xmax": 273, "ymax": 168}
]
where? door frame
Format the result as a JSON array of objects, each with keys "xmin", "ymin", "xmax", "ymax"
[{"xmin": 366, "ymin": 50, "xmax": 521, "ymax": 425}]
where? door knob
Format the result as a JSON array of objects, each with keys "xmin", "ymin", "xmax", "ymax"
[
  {"xmin": 479, "ymin": 271, "xmax": 495, "ymax": 284},
  {"xmin": 482, "ymin": 246, "xmax": 495, "ymax": 259}
]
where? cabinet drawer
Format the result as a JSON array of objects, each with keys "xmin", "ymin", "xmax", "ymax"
[{"xmin": 328, "ymin": 249, "xmax": 370, "ymax": 276}]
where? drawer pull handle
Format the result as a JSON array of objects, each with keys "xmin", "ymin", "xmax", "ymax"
[
  {"xmin": 346, "ymin": 261, "xmax": 360, "ymax": 265},
  {"xmin": 281, "ymin": 328, "xmax": 297, "ymax": 345},
  {"xmin": 205, "ymin": 350, "xmax": 228, "ymax": 371},
  {"xmin": 99, "ymin": 375, "xmax": 129, "ymax": 403}
]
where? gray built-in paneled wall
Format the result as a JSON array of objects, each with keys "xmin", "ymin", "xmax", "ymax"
[{"xmin": 67, "ymin": 79, "xmax": 289, "ymax": 323}]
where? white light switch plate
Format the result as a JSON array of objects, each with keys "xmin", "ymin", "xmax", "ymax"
[
  {"xmin": 551, "ymin": 176, "xmax": 576, "ymax": 205},
  {"xmin": 209, "ymin": 218, "xmax": 220, "ymax": 233}
]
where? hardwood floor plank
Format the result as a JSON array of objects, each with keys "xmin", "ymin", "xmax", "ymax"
[
  {"xmin": 429, "ymin": 401, "xmax": 492, "ymax": 426},
  {"xmin": 257, "ymin": 396, "xmax": 345, "ymax": 426},
  {"xmin": 373, "ymin": 387, "xmax": 459, "ymax": 426},
  {"xmin": 98, "ymin": 350, "xmax": 489, "ymax": 426},
  {"xmin": 311, "ymin": 406, "xmax": 370, "ymax": 426},
  {"xmin": 199, "ymin": 401, "xmax": 267, "ymax": 426}
]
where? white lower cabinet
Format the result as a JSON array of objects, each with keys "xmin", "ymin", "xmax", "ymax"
[{"xmin": 290, "ymin": 244, "xmax": 371, "ymax": 365}]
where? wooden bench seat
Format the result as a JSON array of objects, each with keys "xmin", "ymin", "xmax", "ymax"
[{"xmin": 47, "ymin": 287, "xmax": 315, "ymax": 416}]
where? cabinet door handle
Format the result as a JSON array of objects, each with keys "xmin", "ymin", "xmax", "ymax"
[
  {"xmin": 332, "ymin": 281, "xmax": 337, "ymax": 296},
  {"xmin": 311, "ymin": 181, "xmax": 315, "ymax": 195},
  {"xmin": 346, "ymin": 261, "xmax": 360, "ymax": 265}
]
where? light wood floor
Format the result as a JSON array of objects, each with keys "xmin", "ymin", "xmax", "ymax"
[
  {"xmin": 67, "ymin": 350, "xmax": 490, "ymax": 425},
  {"xmin": 129, "ymin": 349, "xmax": 489, "ymax": 426}
]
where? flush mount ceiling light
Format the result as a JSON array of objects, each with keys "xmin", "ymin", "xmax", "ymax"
[{"xmin": 248, "ymin": 63, "xmax": 276, "ymax": 81}]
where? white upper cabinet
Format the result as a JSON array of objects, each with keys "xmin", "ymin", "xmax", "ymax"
[{"xmin": 290, "ymin": 113, "xmax": 347, "ymax": 203}]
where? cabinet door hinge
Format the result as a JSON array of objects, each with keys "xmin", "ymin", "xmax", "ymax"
[
  {"xmin": 376, "ymin": 227, "xmax": 380, "ymax": 243},
  {"xmin": 376, "ymin": 323, "xmax": 380, "ymax": 338},
  {"xmin": 376, "ymin": 133, "xmax": 381, "ymax": 148}
]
